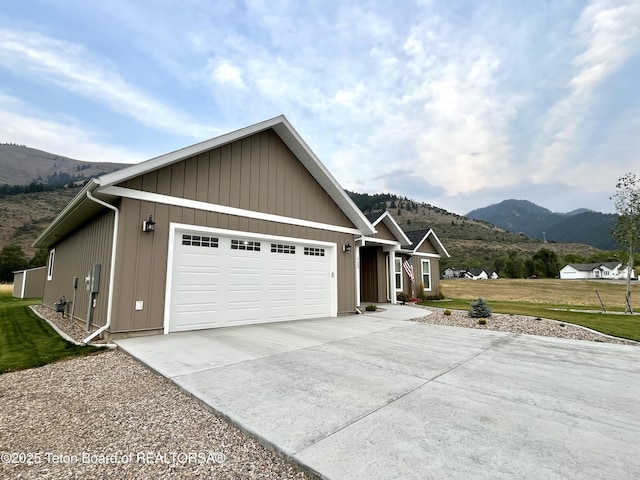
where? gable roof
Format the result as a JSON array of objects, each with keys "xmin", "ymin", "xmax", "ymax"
[
  {"xmin": 561, "ymin": 262, "xmax": 622, "ymax": 272},
  {"xmin": 34, "ymin": 115, "xmax": 375, "ymax": 248},
  {"xmin": 365, "ymin": 211, "xmax": 411, "ymax": 245},
  {"xmin": 403, "ymin": 228, "xmax": 450, "ymax": 257}
]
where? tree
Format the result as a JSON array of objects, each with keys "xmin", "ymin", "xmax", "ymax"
[
  {"xmin": 611, "ymin": 173, "xmax": 640, "ymax": 313},
  {"xmin": 30, "ymin": 248, "xmax": 49, "ymax": 268},
  {"xmin": 532, "ymin": 248, "xmax": 560, "ymax": 278},
  {"xmin": 0, "ymin": 244, "xmax": 28, "ymax": 282}
]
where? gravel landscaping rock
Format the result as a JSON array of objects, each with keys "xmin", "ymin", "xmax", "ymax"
[
  {"xmin": 411, "ymin": 305, "xmax": 638, "ymax": 345},
  {"xmin": 0, "ymin": 350, "xmax": 314, "ymax": 480}
]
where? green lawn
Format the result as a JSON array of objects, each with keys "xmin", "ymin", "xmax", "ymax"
[
  {"xmin": 420, "ymin": 298, "xmax": 640, "ymax": 342},
  {"xmin": 0, "ymin": 293, "xmax": 102, "ymax": 373}
]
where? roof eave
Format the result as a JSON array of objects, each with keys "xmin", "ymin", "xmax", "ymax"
[
  {"xmin": 32, "ymin": 180, "xmax": 102, "ymax": 249},
  {"xmin": 97, "ymin": 115, "xmax": 375, "ymax": 236}
]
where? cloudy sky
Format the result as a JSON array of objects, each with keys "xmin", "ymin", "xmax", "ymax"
[{"xmin": 1, "ymin": 1, "xmax": 639, "ymax": 215}]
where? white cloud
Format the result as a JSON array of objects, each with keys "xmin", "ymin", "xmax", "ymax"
[
  {"xmin": 209, "ymin": 61, "xmax": 246, "ymax": 89},
  {"xmin": 0, "ymin": 93, "xmax": 145, "ymax": 163},
  {"xmin": 532, "ymin": 0, "xmax": 640, "ymax": 181},
  {"xmin": 0, "ymin": 28, "xmax": 218, "ymax": 139}
]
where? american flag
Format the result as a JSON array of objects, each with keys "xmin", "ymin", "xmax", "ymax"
[{"xmin": 402, "ymin": 260, "xmax": 414, "ymax": 282}]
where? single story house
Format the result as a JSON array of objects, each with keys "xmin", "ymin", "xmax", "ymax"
[
  {"xmin": 359, "ymin": 213, "xmax": 450, "ymax": 302},
  {"xmin": 443, "ymin": 267, "xmax": 466, "ymax": 279},
  {"xmin": 34, "ymin": 116, "xmax": 449, "ymax": 341},
  {"xmin": 464, "ymin": 268, "xmax": 489, "ymax": 280},
  {"xmin": 559, "ymin": 262, "xmax": 633, "ymax": 280},
  {"xmin": 12, "ymin": 266, "xmax": 46, "ymax": 299}
]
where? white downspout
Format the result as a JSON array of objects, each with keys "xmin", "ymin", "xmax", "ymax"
[{"xmin": 82, "ymin": 190, "xmax": 119, "ymax": 344}]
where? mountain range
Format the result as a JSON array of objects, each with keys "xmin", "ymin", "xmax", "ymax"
[
  {"xmin": 466, "ymin": 199, "xmax": 617, "ymax": 250},
  {"xmin": 0, "ymin": 144, "xmax": 614, "ymax": 262}
]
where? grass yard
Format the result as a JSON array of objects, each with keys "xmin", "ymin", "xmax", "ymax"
[
  {"xmin": 0, "ymin": 290, "xmax": 102, "ymax": 373},
  {"xmin": 421, "ymin": 279, "xmax": 640, "ymax": 341}
]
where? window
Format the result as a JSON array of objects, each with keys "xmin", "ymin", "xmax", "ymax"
[
  {"xmin": 271, "ymin": 244, "xmax": 296, "ymax": 254},
  {"xmin": 47, "ymin": 249, "xmax": 55, "ymax": 281},
  {"xmin": 394, "ymin": 257, "xmax": 402, "ymax": 290},
  {"xmin": 231, "ymin": 239, "xmax": 261, "ymax": 251},
  {"xmin": 304, "ymin": 247, "xmax": 325, "ymax": 256},
  {"xmin": 182, "ymin": 234, "xmax": 218, "ymax": 248},
  {"xmin": 421, "ymin": 259, "xmax": 431, "ymax": 291}
]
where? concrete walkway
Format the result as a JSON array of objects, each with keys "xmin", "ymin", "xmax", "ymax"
[{"xmin": 116, "ymin": 305, "xmax": 640, "ymax": 479}]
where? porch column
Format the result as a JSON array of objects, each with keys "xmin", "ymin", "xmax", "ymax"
[
  {"xmin": 389, "ymin": 248, "xmax": 397, "ymax": 304},
  {"xmin": 355, "ymin": 236, "xmax": 365, "ymax": 310}
]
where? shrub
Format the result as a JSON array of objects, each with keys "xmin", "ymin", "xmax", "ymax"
[
  {"xmin": 469, "ymin": 297, "xmax": 492, "ymax": 318},
  {"xmin": 443, "ymin": 309, "xmax": 452, "ymax": 316},
  {"xmin": 365, "ymin": 304, "xmax": 377, "ymax": 312},
  {"xmin": 478, "ymin": 318, "xmax": 487, "ymax": 325},
  {"xmin": 397, "ymin": 292, "xmax": 410, "ymax": 304}
]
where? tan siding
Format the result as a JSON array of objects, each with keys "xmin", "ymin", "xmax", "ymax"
[
  {"xmin": 24, "ymin": 268, "xmax": 46, "ymax": 298},
  {"xmin": 42, "ymin": 210, "xmax": 115, "ymax": 329},
  {"xmin": 110, "ymin": 199, "xmax": 358, "ymax": 333},
  {"xmin": 104, "ymin": 128, "xmax": 363, "ymax": 333},
  {"xmin": 417, "ymin": 237, "xmax": 438, "ymax": 254},
  {"xmin": 119, "ymin": 130, "xmax": 353, "ymax": 228},
  {"xmin": 371, "ymin": 222, "xmax": 397, "ymax": 241}
]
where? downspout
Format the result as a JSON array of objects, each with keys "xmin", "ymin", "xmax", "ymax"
[{"xmin": 82, "ymin": 189, "xmax": 119, "ymax": 343}]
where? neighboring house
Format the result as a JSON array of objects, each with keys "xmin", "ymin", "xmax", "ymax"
[
  {"xmin": 34, "ymin": 116, "xmax": 377, "ymax": 341},
  {"xmin": 12, "ymin": 266, "xmax": 46, "ymax": 299},
  {"xmin": 443, "ymin": 267, "xmax": 466, "ymax": 279},
  {"xmin": 559, "ymin": 262, "xmax": 633, "ymax": 280},
  {"xmin": 464, "ymin": 269, "xmax": 489, "ymax": 280},
  {"xmin": 358, "ymin": 213, "xmax": 450, "ymax": 302}
]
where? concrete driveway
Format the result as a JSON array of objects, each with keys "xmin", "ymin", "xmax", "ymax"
[{"xmin": 116, "ymin": 306, "xmax": 640, "ymax": 480}]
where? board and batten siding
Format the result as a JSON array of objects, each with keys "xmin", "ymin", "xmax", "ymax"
[
  {"xmin": 372, "ymin": 222, "xmax": 397, "ymax": 242},
  {"xmin": 42, "ymin": 210, "xmax": 115, "ymax": 329},
  {"xmin": 119, "ymin": 130, "xmax": 354, "ymax": 229},
  {"xmin": 108, "ymin": 129, "xmax": 358, "ymax": 334}
]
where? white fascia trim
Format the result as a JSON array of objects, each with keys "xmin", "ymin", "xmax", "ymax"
[
  {"xmin": 360, "ymin": 236, "xmax": 402, "ymax": 246},
  {"xmin": 164, "ymin": 223, "xmax": 338, "ymax": 334},
  {"xmin": 399, "ymin": 250, "xmax": 442, "ymax": 258},
  {"xmin": 100, "ymin": 185, "xmax": 363, "ymax": 236},
  {"xmin": 371, "ymin": 211, "xmax": 412, "ymax": 245},
  {"xmin": 414, "ymin": 229, "xmax": 450, "ymax": 258}
]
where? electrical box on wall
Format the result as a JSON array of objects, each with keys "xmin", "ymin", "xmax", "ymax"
[
  {"xmin": 135, "ymin": 301, "xmax": 144, "ymax": 311},
  {"xmin": 90, "ymin": 264, "xmax": 101, "ymax": 293}
]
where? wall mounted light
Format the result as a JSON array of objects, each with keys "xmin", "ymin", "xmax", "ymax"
[
  {"xmin": 142, "ymin": 215, "xmax": 156, "ymax": 233},
  {"xmin": 343, "ymin": 243, "xmax": 352, "ymax": 252}
]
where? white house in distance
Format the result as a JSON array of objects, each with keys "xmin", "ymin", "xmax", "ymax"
[{"xmin": 559, "ymin": 262, "xmax": 634, "ymax": 280}]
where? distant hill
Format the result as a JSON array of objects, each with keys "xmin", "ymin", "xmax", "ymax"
[
  {"xmin": 0, "ymin": 143, "xmax": 124, "ymax": 186},
  {"xmin": 347, "ymin": 192, "xmax": 602, "ymax": 269},
  {"xmin": 466, "ymin": 199, "xmax": 616, "ymax": 250}
]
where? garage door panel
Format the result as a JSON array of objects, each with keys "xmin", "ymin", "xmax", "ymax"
[{"xmin": 169, "ymin": 229, "xmax": 334, "ymax": 332}]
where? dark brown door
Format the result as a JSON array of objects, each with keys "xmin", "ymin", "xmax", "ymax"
[{"xmin": 360, "ymin": 247, "xmax": 379, "ymax": 303}]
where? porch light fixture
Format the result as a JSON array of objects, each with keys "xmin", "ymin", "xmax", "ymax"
[
  {"xmin": 142, "ymin": 215, "xmax": 156, "ymax": 233},
  {"xmin": 343, "ymin": 243, "xmax": 352, "ymax": 252}
]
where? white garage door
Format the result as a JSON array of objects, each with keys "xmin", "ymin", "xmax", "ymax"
[{"xmin": 167, "ymin": 228, "xmax": 335, "ymax": 332}]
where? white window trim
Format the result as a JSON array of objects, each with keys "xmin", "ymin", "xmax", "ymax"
[
  {"xmin": 421, "ymin": 258, "xmax": 432, "ymax": 291},
  {"xmin": 47, "ymin": 249, "xmax": 55, "ymax": 281},
  {"xmin": 394, "ymin": 257, "xmax": 403, "ymax": 291}
]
